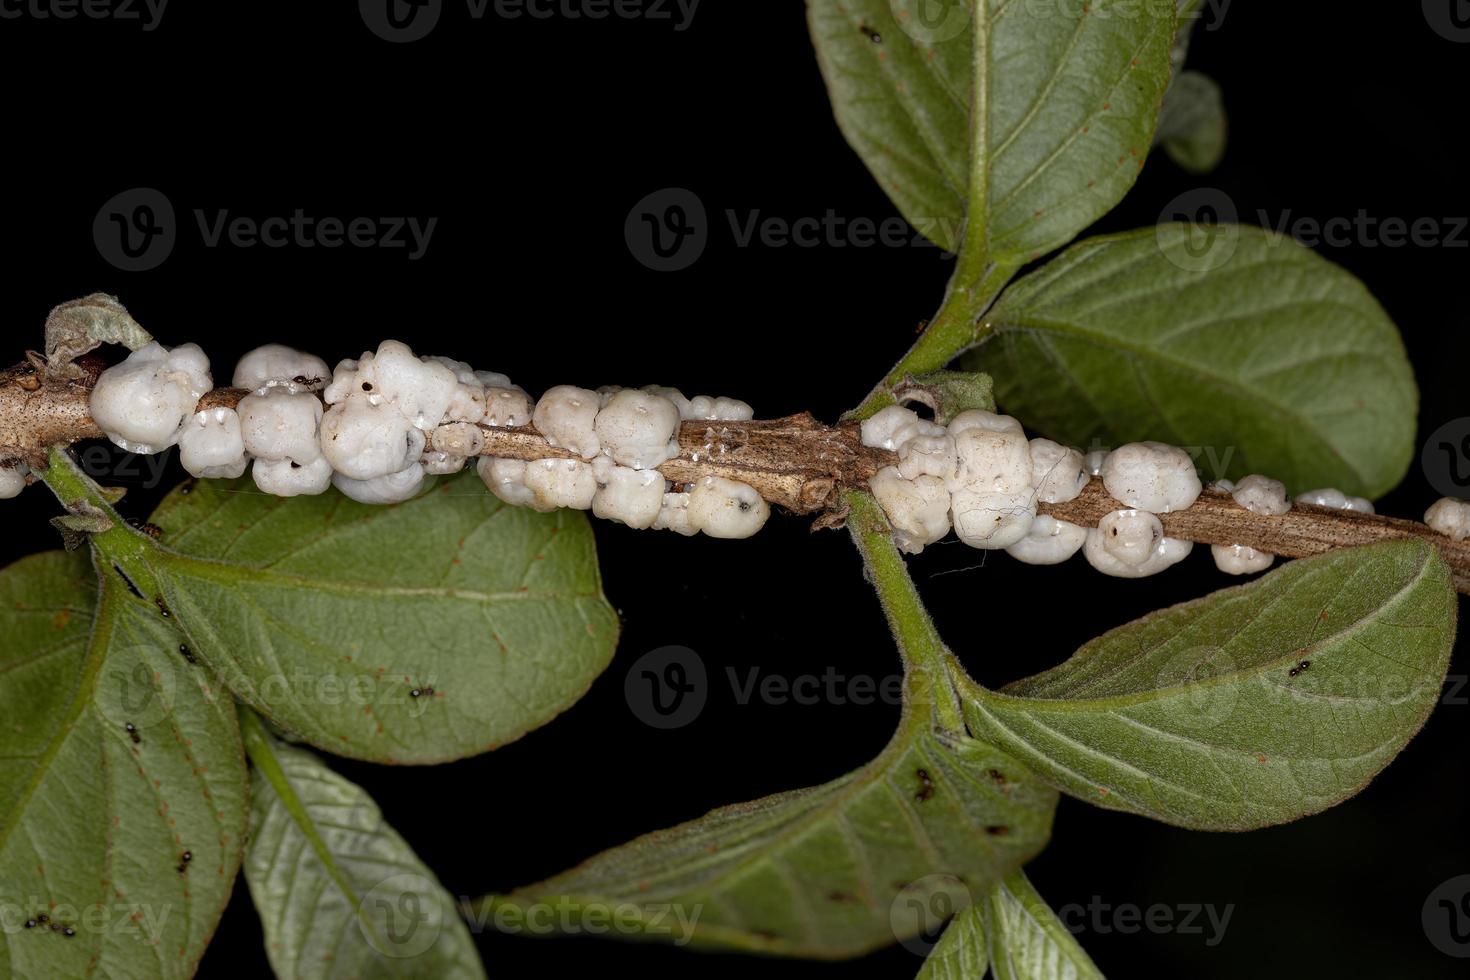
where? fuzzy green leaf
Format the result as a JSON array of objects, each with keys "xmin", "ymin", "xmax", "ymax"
[
  {"xmin": 916, "ymin": 901, "xmax": 988, "ymax": 979},
  {"xmin": 241, "ymin": 714, "xmax": 485, "ymax": 979},
  {"xmin": 0, "ymin": 551, "xmax": 248, "ymax": 978},
  {"xmin": 142, "ymin": 471, "xmax": 619, "ymax": 764},
  {"xmin": 954, "ymin": 540, "xmax": 1457, "ymax": 831},
  {"xmin": 476, "ymin": 723, "xmax": 1056, "ymax": 959},
  {"xmin": 966, "ymin": 225, "xmax": 1418, "ymax": 497},
  {"xmin": 807, "ymin": 0, "xmax": 1176, "ymax": 260},
  {"xmin": 1155, "ymin": 71, "xmax": 1226, "ymax": 173},
  {"xmin": 986, "ymin": 872, "xmax": 1103, "ymax": 980}
]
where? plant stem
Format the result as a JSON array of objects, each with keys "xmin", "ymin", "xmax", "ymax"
[
  {"xmin": 1043, "ymin": 481, "xmax": 1470, "ymax": 594},
  {"xmin": 36, "ymin": 446, "xmax": 162, "ymax": 595},
  {"xmin": 15, "ymin": 362, "xmax": 1470, "ymax": 594},
  {"xmin": 844, "ymin": 490, "xmax": 964, "ymax": 732},
  {"xmin": 847, "ymin": 260, "xmax": 1018, "ymax": 422}
]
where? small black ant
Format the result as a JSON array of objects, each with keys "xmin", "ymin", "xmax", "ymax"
[
  {"xmin": 177, "ymin": 850, "xmax": 192, "ymax": 874},
  {"xmin": 178, "ymin": 643, "xmax": 197, "ymax": 665},
  {"xmin": 36, "ymin": 914, "xmax": 48, "ymax": 925},
  {"xmin": 23, "ymin": 918, "xmax": 36, "ymax": 929},
  {"xmin": 1288, "ymin": 659, "xmax": 1311, "ymax": 678},
  {"xmin": 859, "ymin": 22, "xmax": 882, "ymax": 43},
  {"xmin": 62, "ymin": 926, "xmax": 75, "ymax": 938},
  {"xmin": 154, "ymin": 597, "xmax": 171, "ymax": 618},
  {"xmin": 125, "ymin": 723, "xmax": 140, "ymax": 745},
  {"xmin": 914, "ymin": 769, "xmax": 935, "ymax": 803}
]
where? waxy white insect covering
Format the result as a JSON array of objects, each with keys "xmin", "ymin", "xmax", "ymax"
[
  {"xmin": 90, "ymin": 342, "xmax": 212, "ymax": 454},
  {"xmin": 1425, "ymin": 497, "xmax": 1470, "ymax": 541}
]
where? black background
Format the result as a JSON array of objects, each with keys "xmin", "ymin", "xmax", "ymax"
[{"xmin": 1, "ymin": 2, "xmax": 1467, "ymax": 977}]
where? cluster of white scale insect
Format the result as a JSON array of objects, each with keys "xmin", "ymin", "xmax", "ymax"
[
  {"xmin": 71, "ymin": 340, "xmax": 766, "ymax": 538},
  {"xmin": 859, "ymin": 404, "xmax": 1459, "ymax": 579},
  {"xmin": 0, "ymin": 340, "xmax": 1458, "ymax": 567}
]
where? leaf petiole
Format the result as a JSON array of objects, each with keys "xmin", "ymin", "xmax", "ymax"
[{"xmin": 844, "ymin": 490, "xmax": 966, "ymax": 732}]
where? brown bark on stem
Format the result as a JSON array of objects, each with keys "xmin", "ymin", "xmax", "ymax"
[
  {"xmin": 7, "ymin": 361, "xmax": 1469, "ymax": 594},
  {"xmin": 1042, "ymin": 481, "xmax": 1470, "ymax": 595}
]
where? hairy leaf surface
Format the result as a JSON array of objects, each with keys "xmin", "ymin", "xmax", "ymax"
[
  {"xmin": 144, "ymin": 472, "xmax": 619, "ymax": 764},
  {"xmin": 955, "ymin": 540, "xmax": 1456, "ymax": 830},
  {"xmin": 0, "ymin": 552, "xmax": 247, "ymax": 979},
  {"xmin": 242, "ymin": 717, "xmax": 484, "ymax": 979},
  {"xmin": 808, "ymin": 0, "xmax": 1175, "ymax": 259},
  {"xmin": 967, "ymin": 225, "xmax": 1417, "ymax": 497},
  {"xmin": 986, "ymin": 872, "xmax": 1103, "ymax": 980}
]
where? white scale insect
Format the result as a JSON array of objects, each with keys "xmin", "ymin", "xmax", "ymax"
[
  {"xmin": 81, "ymin": 338, "xmax": 769, "ymax": 537},
  {"xmin": 66, "ymin": 341, "xmax": 1470, "ymax": 563}
]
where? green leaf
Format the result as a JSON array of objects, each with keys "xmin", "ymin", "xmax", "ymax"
[
  {"xmin": 1155, "ymin": 71, "xmax": 1226, "ymax": 173},
  {"xmin": 142, "ymin": 471, "xmax": 619, "ymax": 764},
  {"xmin": 240, "ymin": 712, "xmax": 485, "ymax": 980},
  {"xmin": 966, "ymin": 225, "xmax": 1418, "ymax": 498},
  {"xmin": 986, "ymin": 872, "xmax": 1103, "ymax": 980},
  {"xmin": 807, "ymin": 0, "xmax": 1176, "ymax": 261},
  {"xmin": 0, "ymin": 551, "xmax": 248, "ymax": 978},
  {"xmin": 895, "ymin": 370, "xmax": 996, "ymax": 425},
  {"xmin": 953, "ymin": 540, "xmax": 1457, "ymax": 831},
  {"xmin": 43, "ymin": 292, "xmax": 154, "ymax": 380},
  {"xmin": 476, "ymin": 706, "xmax": 1057, "ymax": 957},
  {"xmin": 916, "ymin": 902, "xmax": 988, "ymax": 979}
]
